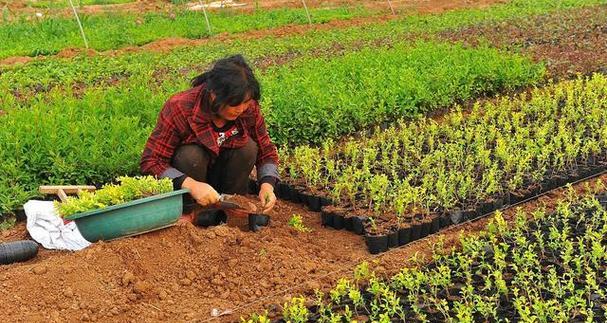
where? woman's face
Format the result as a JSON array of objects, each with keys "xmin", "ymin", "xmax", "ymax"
[
  {"xmin": 210, "ymin": 92, "xmax": 251, "ymax": 121},
  {"xmin": 218, "ymin": 99, "xmax": 251, "ymax": 121}
]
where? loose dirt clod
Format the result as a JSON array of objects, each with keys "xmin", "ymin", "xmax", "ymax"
[
  {"xmin": 32, "ymin": 265, "xmax": 47, "ymax": 275},
  {"xmin": 222, "ymin": 194, "xmax": 263, "ymax": 213},
  {"xmin": 122, "ymin": 271, "xmax": 135, "ymax": 286}
]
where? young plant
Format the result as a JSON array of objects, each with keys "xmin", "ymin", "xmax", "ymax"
[
  {"xmin": 282, "ymin": 297, "xmax": 309, "ymax": 323},
  {"xmin": 288, "ymin": 214, "xmax": 311, "ymax": 233}
]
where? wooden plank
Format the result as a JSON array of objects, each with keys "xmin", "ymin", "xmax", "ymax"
[
  {"xmin": 39, "ymin": 185, "xmax": 96, "ymax": 195},
  {"xmin": 57, "ymin": 189, "xmax": 68, "ymax": 202}
]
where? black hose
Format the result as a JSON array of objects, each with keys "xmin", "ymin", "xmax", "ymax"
[{"xmin": 0, "ymin": 240, "xmax": 39, "ymax": 265}]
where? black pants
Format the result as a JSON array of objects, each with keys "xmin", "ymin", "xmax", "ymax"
[{"xmin": 172, "ymin": 138, "xmax": 258, "ymax": 212}]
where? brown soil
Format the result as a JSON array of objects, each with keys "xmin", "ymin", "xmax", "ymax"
[
  {"xmin": 2, "ymin": 172, "xmax": 606, "ymax": 322},
  {"xmin": 221, "ymin": 194, "xmax": 264, "ymax": 213},
  {"xmin": 0, "ymin": 56, "xmax": 33, "ymax": 66},
  {"xmin": 440, "ymin": 4, "xmax": 607, "ymax": 80}
]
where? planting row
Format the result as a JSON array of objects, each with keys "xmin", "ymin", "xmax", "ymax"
[
  {"xmin": 0, "ymin": 41, "xmax": 541, "ymax": 216},
  {"xmin": 278, "ymin": 74, "xmax": 607, "ymax": 253},
  {"xmin": 1, "ymin": 0, "xmax": 599, "ymax": 93},
  {"xmin": 249, "ymin": 190, "xmax": 607, "ymax": 322},
  {"xmin": 0, "ymin": 6, "xmax": 372, "ymax": 59},
  {"xmin": 26, "ymin": 0, "xmax": 135, "ymax": 8}
]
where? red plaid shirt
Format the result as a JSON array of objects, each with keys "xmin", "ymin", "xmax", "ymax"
[{"xmin": 140, "ymin": 84, "xmax": 279, "ymax": 182}]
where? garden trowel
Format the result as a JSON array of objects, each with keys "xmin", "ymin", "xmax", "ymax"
[{"xmin": 203, "ymin": 194, "xmax": 255, "ymax": 212}]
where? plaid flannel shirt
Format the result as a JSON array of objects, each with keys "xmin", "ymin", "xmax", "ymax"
[{"xmin": 140, "ymin": 84, "xmax": 280, "ymax": 187}]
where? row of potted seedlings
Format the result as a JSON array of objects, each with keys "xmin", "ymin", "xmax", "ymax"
[
  {"xmin": 248, "ymin": 189, "xmax": 607, "ymax": 322},
  {"xmin": 274, "ymin": 74, "xmax": 607, "ymax": 254}
]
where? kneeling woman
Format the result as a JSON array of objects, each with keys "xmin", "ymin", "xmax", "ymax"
[{"xmin": 140, "ymin": 55, "xmax": 279, "ymax": 220}]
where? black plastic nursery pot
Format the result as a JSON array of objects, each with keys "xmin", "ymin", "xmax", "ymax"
[
  {"xmin": 463, "ymin": 208, "xmax": 479, "ymax": 221},
  {"xmin": 508, "ymin": 191, "xmax": 524, "ymax": 204},
  {"xmin": 344, "ymin": 216, "xmax": 354, "ymax": 231},
  {"xmin": 409, "ymin": 223, "xmax": 422, "ymax": 241},
  {"xmin": 321, "ymin": 209, "xmax": 334, "ymax": 227},
  {"xmin": 291, "ymin": 187, "xmax": 304, "ymax": 204},
  {"xmin": 195, "ymin": 210, "xmax": 223, "ymax": 227},
  {"xmin": 478, "ymin": 200, "xmax": 495, "ymax": 216},
  {"xmin": 420, "ymin": 221, "xmax": 431, "ymax": 238},
  {"xmin": 540, "ymin": 178, "xmax": 557, "ymax": 192},
  {"xmin": 306, "ymin": 195, "xmax": 322, "ymax": 212},
  {"xmin": 449, "ymin": 209, "xmax": 463, "ymax": 225},
  {"xmin": 332, "ymin": 213, "xmax": 345, "ymax": 230},
  {"xmin": 493, "ymin": 197, "xmax": 505, "ymax": 210},
  {"xmin": 553, "ymin": 174, "xmax": 569, "ymax": 187},
  {"xmin": 320, "ymin": 197, "xmax": 332, "ymax": 207},
  {"xmin": 248, "ymin": 214, "xmax": 271, "ymax": 232},
  {"xmin": 351, "ymin": 216, "xmax": 366, "ymax": 235},
  {"xmin": 430, "ymin": 217, "xmax": 440, "ymax": 233},
  {"xmin": 253, "ymin": 214, "xmax": 271, "ymax": 226},
  {"xmin": 388, "ymin": 230, "xmax": 399, "ymax": 248},
  {"xmin": 275, "ymin": 182, "xmax": 288, "ymax": 199},
  {"xmin": 365, "ymin": 234, "xmax": 388, "ymax": 254},
  {"xmin": 439, "ymin": 213, "xmax": 450, "ymax": 228},
  {"xmin": 398, "ymin": 226, "xmax": 411, "ymax": 245},
  {"xmin": 279, "ymin": 183, "xmax": 297, "ymax": 203}
]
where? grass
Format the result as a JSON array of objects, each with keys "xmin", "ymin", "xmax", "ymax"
[{"xmin": 0, "ymin": 6, "xmax": 373, "ymax": 59}]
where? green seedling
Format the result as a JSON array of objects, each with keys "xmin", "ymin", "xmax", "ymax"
[{"xmin": 288, "ymin": 214, "xmax": 312, "ymax": 233}]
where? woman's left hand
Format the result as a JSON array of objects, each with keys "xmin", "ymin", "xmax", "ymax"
[{"xmin": 259, "ymin": 183, "xmax": 276, "ymax": 214}]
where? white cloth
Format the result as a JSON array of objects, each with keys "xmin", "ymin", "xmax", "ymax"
[{"xmin": 23, "ymin": 200, "xmax": 91, "ymax": 251}]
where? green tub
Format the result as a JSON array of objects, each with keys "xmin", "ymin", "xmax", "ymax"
[{"xmin": 64, "ymin": 189, "xmax": 190, "ymax": 242}]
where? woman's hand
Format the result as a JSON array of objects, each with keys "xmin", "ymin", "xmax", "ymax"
[
  {"xmin": 259, "ymin": 183, "xmax": 276, "ymax": 214},
  {"xmin": 182, "ymin": 177, "xmax": 220, "ymax": 206}
]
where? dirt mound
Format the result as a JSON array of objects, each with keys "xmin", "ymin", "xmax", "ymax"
[
  {"xmin": 0, "ymin": 56, "xmax": 33, "ymax": 66},
  {"xmin": 0, "ymin": 199, "xmax": 369, "ymax": 321}
]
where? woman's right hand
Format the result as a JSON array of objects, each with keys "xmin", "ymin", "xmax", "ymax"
[{"xmin": 182, "ymin": 177, "xmax": 220, "ymax": 206}]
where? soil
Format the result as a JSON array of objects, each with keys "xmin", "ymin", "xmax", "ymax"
[
  {"xmin": 2, "ymin": 173, "xmax": 606, "ymax": 322},
  {"xmin": 221, "ymin": 194, "xmax": 263, "ymax": 213}
]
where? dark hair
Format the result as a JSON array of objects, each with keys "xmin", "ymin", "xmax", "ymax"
[{"xmin": 191, "ymin": 54, "xmax": 260, "ymax": 114}]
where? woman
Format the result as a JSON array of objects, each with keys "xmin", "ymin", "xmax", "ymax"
[{"xmin": 140, "ymin": 55, "xmax": 279, "ymax": 221}]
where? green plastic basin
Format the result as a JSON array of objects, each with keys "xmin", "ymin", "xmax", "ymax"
[{"xmin": 64, "ymin": 189, "xmax": 189, "ymax": 242}]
